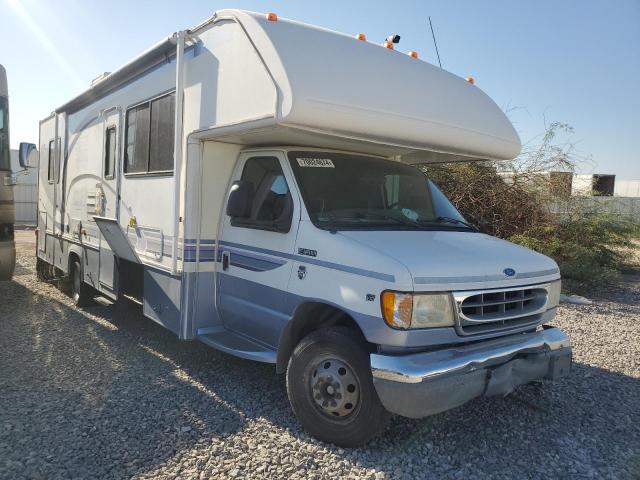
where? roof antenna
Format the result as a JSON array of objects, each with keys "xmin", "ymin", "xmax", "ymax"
[{"xmin": 428, "ymin": 16, "xmax": 443, "ymax": 68}]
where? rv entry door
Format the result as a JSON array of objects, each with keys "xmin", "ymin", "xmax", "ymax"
[{"xmin": 96, "ymin": 109, "xmax": 121, "ymax": 291}]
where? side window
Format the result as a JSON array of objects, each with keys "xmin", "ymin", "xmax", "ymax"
[
  {"xmin": 104, "ymin": 126, "xmax": 117, "ymax": 179},
  {"xmin": 124, "ymin": 92, "xmax": 175, "ymax": 175},
  {"xmin": 231, "ymin": 156, "xmax": 293, "ymax": 232},
  {"xmin": 56, "ymin": 139, "xmax": 61, "ymax": 184},
  {"xmin": 149, "ymin": 94, "xmax": 175, "ymax": 172},
  {"xmin": 47, "ymin": 139, "xmax": 55, "ymax": 182},
  {"xmin": 125, "ymin": 103, "xmax": 150, "ymax": 174}
]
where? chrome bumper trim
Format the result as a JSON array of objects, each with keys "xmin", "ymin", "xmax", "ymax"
[{"xmin": 371, "ymin": 326, "xmax": 571, "ymax": 384}]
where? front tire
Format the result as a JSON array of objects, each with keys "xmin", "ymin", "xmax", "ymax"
[
  {"xmin": 286, "ymin": 326, "xmax": 390, "ymax": 447},
  {"xmin": 70, "ymin": 258, "xmax": 93, "ymax": 307}
]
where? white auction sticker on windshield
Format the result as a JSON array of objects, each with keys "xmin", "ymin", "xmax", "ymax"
[{"xmin": 296, "ymin": 157, "xmax": 335, "ymax": 168}]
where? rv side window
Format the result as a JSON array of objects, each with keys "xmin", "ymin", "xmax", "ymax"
[
  {"xmin": 104, "ymin": 126, "xmax": 117, "ymax": 179},
  {"xmin": 149, "ymin": 94, "xmax": 175, "ymax": 172},
  {"xmin": 47, "ymin": 139, "xmax": 55, "ymax": 183},
  {"xmin": 230, "ymin": 156, "xmax": 293, "ymax": 233},
  {"xmin": 125, "ymin": 104, "xmax": 150, "ymax": 174},
  {"xmin": 56, "ymin": 139, "xmax": 61, "ymax": 184},
  {"xmin": 124, "ymin": 91, "xmax": 175, "ymax": 175}
]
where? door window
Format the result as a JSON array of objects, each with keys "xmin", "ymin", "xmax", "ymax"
[
  {"xmin": 104, "ymin": 126, "xmax": 117, "ymax": 179},
  {"xmin": 231, "ymin": 156, "xmax": 293, "ymax": 232},
  {"xmin": 47, "ymin": 139, "xmax": 55, "ymax": 182}
]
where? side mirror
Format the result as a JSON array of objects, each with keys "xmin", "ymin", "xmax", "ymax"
[
  {"xmin": 226, "ymin": 180, "xmax": 254, "ymax": 218},
  {"xmin": 18, "ymin": 142, "xmax": 38, "ymax": 169}
]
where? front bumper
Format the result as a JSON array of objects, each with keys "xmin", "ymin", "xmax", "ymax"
[{"xmin": 370, "ymin": 326, "xmax": 571, "ymax": 418}]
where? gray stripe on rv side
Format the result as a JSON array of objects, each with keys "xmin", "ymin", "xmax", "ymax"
[
  {"xmin": 221, "ymin": 246, "xmax": 287, "ymax": 272},
  {"xmin": 218, "ymin": 240, "xmax": 395, "ymax": 282},
  {"xmin": 414, "ymin": 268, "xmax": 560, "ymax": 284}
]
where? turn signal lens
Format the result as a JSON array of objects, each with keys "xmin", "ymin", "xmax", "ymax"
[
  {"xmin": 408, "ymin": 50, "xmax": 418, "ymax": 58},
  {"xmin": 266, "ymin": 12, "xmax": 278, "ymax": 22},
  {"xmin": 466, "ymin": 76, "xmax": 475, "ymax": 84},
  {"xmin": 356, "ymin": 33, "xmax": 366, "ymax": 41},
  {"xmin": 381, "ymin": 291, "xmax": 412, "ymax": 329}
]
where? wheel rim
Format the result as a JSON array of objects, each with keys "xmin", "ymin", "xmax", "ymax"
[{"xmin": 309, "ymin": 357, "xmax": 360, "ymax": 418}]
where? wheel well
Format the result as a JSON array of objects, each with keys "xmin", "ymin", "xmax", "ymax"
[
  {"xmin": 68, "ymin": 251, "xmax": 81, "ymax": 274},
  {"xmin": 276, "ymin": 302, "xmax": 371, "ymax": 374}
]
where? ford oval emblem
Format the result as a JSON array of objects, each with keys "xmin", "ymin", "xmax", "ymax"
[{"xmin": 503, "ymin": 268, "xmax": 516, "ymax": 277}]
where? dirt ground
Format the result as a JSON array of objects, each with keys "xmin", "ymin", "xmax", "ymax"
[{"xmin": 1, "ymin": 231, "xmax": 638, "ymax": 479}]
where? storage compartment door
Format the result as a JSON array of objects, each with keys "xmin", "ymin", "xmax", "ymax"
[{"xmin": 93, "ymin": 216, "xmax": 140, "ymax": 263}]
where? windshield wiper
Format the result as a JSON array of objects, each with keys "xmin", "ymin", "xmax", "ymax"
[
  {"xmin": 320, "ymin": 211, "xmax": 423, "ymax": 229},
  {"xmin": 434, "ymin": 216, "xmax": 478, "ymax": 231},
  {"xmin": 355, "ymin": 211, "xmax": 424, "ymax": 229}
]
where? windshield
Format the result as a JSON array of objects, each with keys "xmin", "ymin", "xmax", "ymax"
[
  {"xmin": 288, "ymin": 151, "xmax": 473, "ymax": 231},
  {"xmin": 0, "ymin": 96, "xmax": 9, "ymax": 171}
]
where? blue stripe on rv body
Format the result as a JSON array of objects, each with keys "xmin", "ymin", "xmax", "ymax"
[
  {"xmin": 183, "ymin": 251, "xmax": 216, "ymax": 262},
  {"xmin": 184, "ymin": 238, "xmax": 216, "ymax": 246},
  {"xmin": 179, "ymin": 239, "xmax": 395, "ymax": 280},
  {"xmin": 192, "ymin": 272, "xmax": 541, "ymax": 352},
  {"xmin": 221, "ymin": 246, "xmax": 287, "ymax": 272},
  {"xmin": 218, "ymin": 240, "xmax": 395, "ymax": 282},
  {"xmin": 214, "ymin": 272, "xmax": 382, "ymax": 349}
]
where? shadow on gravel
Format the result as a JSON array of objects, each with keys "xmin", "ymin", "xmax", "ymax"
[
  {"xmin": 1, "ymin": 276, "xmax": 639, "ymax": 479},
  {"xmin": 0, "ymin": 280, "xmax": 256, "ymax": 479}
]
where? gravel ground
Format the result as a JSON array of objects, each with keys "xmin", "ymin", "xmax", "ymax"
[{"xmin": 1, "ymin": 231, "xmax": 639, "ymax": 479}]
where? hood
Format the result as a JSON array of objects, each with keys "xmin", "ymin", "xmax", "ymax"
[{"xmin": 339, "ymin": 230, "xmax": 560, "ymax": 291}]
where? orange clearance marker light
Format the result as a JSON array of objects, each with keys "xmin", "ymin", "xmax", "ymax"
[
  {"xmin": 356, "ymin": 33, "xmax": 366, "ymax": 41},
  {"xmin": 384, "ymin": 41, "xmax": 394, "ymax": 49},
  {"xmin": 266, "ymin": 12, "xmax": 278, "ymax": 22},
  {"xmin": 466, "ymin": 76, "xmax": 475, "ymax": 85},
  {"xmin": 408, "ymin": 50, "xmax": 418, "ymax": 58}
]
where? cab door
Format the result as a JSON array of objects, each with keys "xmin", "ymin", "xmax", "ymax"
[
  {"xmin": 216, "ymin": 151, "xmax": 300, "ymax": 348},
  {"xmin": 97, "ymin": 109, "xmax": 120, "ymax": 291}
]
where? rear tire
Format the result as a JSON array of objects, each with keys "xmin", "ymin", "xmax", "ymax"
[
  {"xmin": 286, "ymin": 326, "xmax": 390, "ymax": 447},
  {"xmin": 70, "ymin": 258, "xmax": 93, "ymax": 307}
]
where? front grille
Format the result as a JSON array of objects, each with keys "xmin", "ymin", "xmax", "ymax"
[{"xmin": 455, "ymin": 286, "xmax": 548, "ymax": 335}]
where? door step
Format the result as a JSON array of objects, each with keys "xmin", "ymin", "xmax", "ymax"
[{"xmin": 197, "ymin": 327, "xmax": 277, "ymax": 363}]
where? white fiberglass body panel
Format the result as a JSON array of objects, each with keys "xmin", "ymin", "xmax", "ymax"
[
  {"xmin": 338, "ymin": 230, "xmax": 560, "ymax": 291},
  {"xmin": 221, "ymin": 9, "xmax": 521, "ymax": 162}
]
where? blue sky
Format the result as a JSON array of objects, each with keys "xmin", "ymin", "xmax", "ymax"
[{"xmin": 2, "ymin": 0, "xmax": 639, "ymax": 179}]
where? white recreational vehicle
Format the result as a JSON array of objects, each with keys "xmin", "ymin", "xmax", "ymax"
[{"xmin": 28, "ymin": 10, "xmax": 571, "ymax": 446}]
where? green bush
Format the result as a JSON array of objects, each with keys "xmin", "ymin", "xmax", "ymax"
[
  {"xmin": 510, "ymin": 214, "xmax": 639, "ymax": 289},
  {"xmin": 420, "ymin": 122, "xmax": 639, "ymax": 290}
]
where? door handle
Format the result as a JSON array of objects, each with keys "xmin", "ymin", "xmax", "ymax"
[{"xmin": 222, "ymin": 251, "xmax": 230, "ymax": 271}]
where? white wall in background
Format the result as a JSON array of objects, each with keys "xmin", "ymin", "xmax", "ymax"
[{"xmin": 615, "ymin": 180, "xmax": 640, "ymax": 198}]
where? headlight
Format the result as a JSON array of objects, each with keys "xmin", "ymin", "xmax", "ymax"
[
  {"xmin": 547, "ymin": 280, "xmax": 561, "ymax": 309},
  {"xmin": 381, "ymin": 291, "xmax": 455, "ymax": 329}
]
